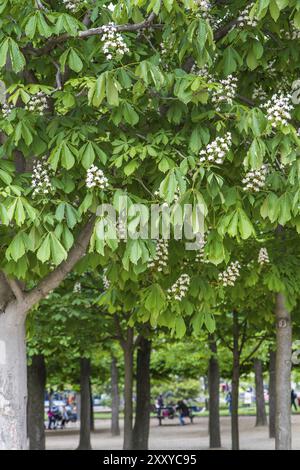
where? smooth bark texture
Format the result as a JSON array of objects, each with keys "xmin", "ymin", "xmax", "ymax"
[
  {"xmin": 231, "ymin": 310, "xmax": 240, "ymax": 451},
  {"xmin": 110, "ymin": 357, "xmax": 120, "ymax": 436},
  {"xmin": 275, "ymin": 293, "xmax": 292, "ymax": 450},
  {"xmin": 208, "ymin": 337, "xmax": 221, "ymax": 449},
  {"xmin": 132, "ymin": 337, "xmax": 152, "ymax": 450},
  {"xmin": 0, "ymin": 219, "xmax": 94, "ymax": 450},
  {"xmin": 269, "ymin": 350, "xmax": 276, "ymax": 438},
  {"xmin": 89, "ymin": 379, "xmax": 94, "ymax": 432},
  {"xmin": 77, "ymin": 358, "xmax": 92, "ymax": 450},
  {"xmin": 122, "ymin": 328, "xmax": 134, "ymax": 450},
  {"xmin": 254, "ymin": 359, "xmax": 267, "ymax": 427},
  {"xmin": 27, "ymin": 354, "xmax": 46, "ymax": 450},
  {"xmin": 0, "ymin": 305, "xmax": 27, "ymax": 450}
]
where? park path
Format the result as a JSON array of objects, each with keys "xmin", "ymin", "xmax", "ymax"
[{"xmin": 46, "ymin": 415, "xmax": 300, "ymax": 450}]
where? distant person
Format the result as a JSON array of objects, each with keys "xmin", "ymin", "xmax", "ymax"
[
  {"xmin": 176, "ymin": 400, "xmax": 189, "ymax": 426},
  {"xmin": 291, "ymin": 389, "xmax": 298, "ymax": 411},
  {"xmin": 226, "ymin": 391, "xmax": 232, "ymax": 414},
  {"xmin": 156, "ymin": 394, "xmax": 164, "ymax": 416},
  {"xmin": 47, "ymin": 408, "xmax": 56, "ymax": 430},
  {"xmin": 61, "ymin": 406, "xmax": 68, "ymax": 429}
]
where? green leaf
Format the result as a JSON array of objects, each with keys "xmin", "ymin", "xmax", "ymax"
[
  {"xmin": 61, "ymin": 143, "xmax": 75, "ymax": 170},
  {"xmin": 80, "ymin": 142, "xmax": 95, "ymax": 169},
  {"xmin": 8, "ymin": 39, "xmax": 25, "ymax": 73},
  {"xmin": 106, "ymin": 76, "xmax": 119, "ymax": 106},
  {"xmin": 37, "ymin": 234, "xmax": 51, "ymax": 263},
  {"xmin": 68, "ymin": 48, "xmax": 83, "ymax": 72},
  {"xmin": 0, "ymin": 38, "xmax": 9, "ymax": 67}
]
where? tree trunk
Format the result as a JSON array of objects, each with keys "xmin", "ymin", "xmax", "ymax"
[
  {"xmin": 0, "ymin": 307, "xmax": 27, "ymax": 450},
  {"xmin": 208, "ymin": 336, "xmax": 221, "ymax": 448},
  {"xmin": 77, "ymin": 357, "xmax": 92, "ymax": 450},
  {"xmin": 254, "ymin": 358, "xmax": 267, "ymax": 426},
  {"xmin": 27, "ymin": 354, "xmax": 46, "ymax": 450},
  {"xmin": 269, "ymin": 350, "xmax": 276, "ymax": 438},
  {"xmin": 132, "ymin": 337, "xmax": 152, "ymax": 450},
  {"xmin": 110, "ymin": 357, "xmax": 120, "ymax": 436},
  {"xmin": 231, "ymin": 310, "xmax": 240, "ymax": 451},
  {"xmin": 275, "ymin": 293, "xmax": 292, "ymax": 450},
  {"xmin": 122, "ymin": 328, "xmax": 134, "ymax": 450},
  {"xmin": 89, "ymin": 378, "xmax": 94, "ymax": 432}
]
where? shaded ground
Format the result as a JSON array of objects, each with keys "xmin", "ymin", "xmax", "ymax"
[{"xmin": 46, "ymin": 414, "xmax": 300, "ymax": 450}]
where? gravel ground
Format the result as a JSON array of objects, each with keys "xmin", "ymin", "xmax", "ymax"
[{"xmin": 46, "ymin": 415, "xmax": 300, "ymax": 450}]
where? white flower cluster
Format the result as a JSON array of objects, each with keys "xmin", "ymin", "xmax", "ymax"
[
  {"xmin": 86, "ymin": 165, "xmax": 109, "ymax": 190},
  {"xmin": 242, "ymin": 165, "xmax": 268, "ymax": 192},
  {"xmin": 265, "ymin": 93, "xmax": 293, "ymax": 127},
  {"xmin": 218, "ymin": 261, "xmax": 241, "ymax": 287},
  {"xmin": 195, "ymin": 234, "xmax": 208, "ymax": 262},
  {"xmin": 195, "ymin": 0, "xmax": 211, "ymax": 13},
  {"xmin": 148, "ymin": 239, "xmax": 169, "ymax": 272},
  {"xmin": 258, "ymin": 247, "xmax": 269, "ymax": 266},
  {"xmin": 281, "ymin": 25, "xmax": 300, "ymax": 40},
  {"xmin": 25, "ymin": 92, "xmax": 48, "ymax": 115},
  {"xmin": 73, "ymin": 282, "xmax": 81, "ymax": 293},
  {"xmin": 252, "ymin": 85, "xmax": 268, "ymax": 102},
  {"xmin": 1, "ymin": 102, "xmax": 14, "ymax": 118},
  {"xmin": 237, "ymin": 3, "xmax": 258, "ymax": 28},
  {"xmin": 102, "ymin": 23, "xmax": 129, "ymax": 60},
  {"xmin": 103, "ymin": 269, "xmax": 110, "ymax": 290},
  {"xmin": 62, "ymin": 0, "xmax": 81, "ymax": 12},
  {"xmin": 31, "ymin": 157, "xmax": 53, "ymax": 197},
  {"xmin": 191, "ymin": 64, "xmax": 214, "ymax": 83},
  {"xmin": 212, "ymin": 75, "xmax": 238, "ymax": 111},
  {"xmin": 167, "ymin": 274, "xmax": 190, "ymax": 301},
  {"xmin": 199, "ymin": 132, "xmax": 232, "ymax": 165},
  {"xmin": 117, "ymin": 218, "xmax": 127, "ymax": 240}
]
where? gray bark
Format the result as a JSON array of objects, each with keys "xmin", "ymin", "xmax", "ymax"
[
  {"xmin": 275, "ymin": 293, "xmax": 292, "ymax": 450},
  {"xmin": 122, "ymin": 328, "xmax": 134, "ymax": 450},
  {"xmin": 77, "ymin": 358, "xmax": 92, "ymax": 450},
  {"xmin": 208, "ymin": 337, "xmax": 221, "ymax": 448},
  {"xmin": 254, "ymin": 358, "xmax": 267, "ymax": 426},
  {"xmin": 231, "ymin": 310, "xmax": 240, "ymax": 451},
  {"xmin": 110, "ymin": 357, "xmax": 120, "ymax": 436},
  {"xmin": 0, "ymin": 305, "xmax": 27, "ymax": 450},
  {"xmin": 269, "ymin": 350, "xmax": 276, "ymax": 438},
  {"xmin": 27, "ymin": 354, "xmax": 46, "ymax": 450},
  {"xmin": 132, "ymin": 337, "xmax": 151, "ymax": 450}
]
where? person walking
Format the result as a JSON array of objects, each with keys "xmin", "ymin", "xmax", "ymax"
[{"xmin": 291, "ymin": 389, "xmax": 298, "ymax": 411}]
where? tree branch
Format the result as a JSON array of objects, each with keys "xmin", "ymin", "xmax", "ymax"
[
  {"xmin": 240, "ymin": 336, "xmax": 267, "ymax": 367},
  {"xmin": 3, "ymin": 274, "xmax": 24, "ymax": 303},
  {"xmin": 31, "ymin": 12, "xmax": 157, "ymax": 56},
  {"xmin": 23, "ymin": 216, "xmax": 95, "ymax": 311}
]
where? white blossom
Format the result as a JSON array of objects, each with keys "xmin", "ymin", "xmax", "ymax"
[
  {"xmin": 198, "ymin": 132, "xmax": 232, "ymax": 166},
  {"xmin": 167, "ymin": 273, "xmax": 190, "ymax": 301},
  {"xmin": 218, "ymin": 261, "xmax": 241, "ymax": 287},
  {"xmin": 252, "ymin": 85, "xmax": 268, "ymax": 102},
  {"xmin": 237, "ymin": 3, "xmax": 258, "ymax": 28},
  {"xmin": 31, "ymin": 156, "xmax": 54, "ymax": 197},
  {"xmin": 242, "ymin": 164, "xmax": 268, "ymax": 192},
  {"xmin": 103, "ymin": 269, "xmax": 110, "ymax": 290},
  {"xmin": 148, "ymin": 239, "xmax": 169, "ymax": 272},
  {"xmin": 62, "ymin": 0, "xmax": 81, "ymax": 12},
  {"xmin": 264, "ymin": 93, "xmax": 293, "ymax": 128},
  {"xmin": 258, "ymin": 247, "xmax": 269, "ymax": 266},
  {"xmin": 25, "ymin": 92, "xmax": 48, "ymax": 116},
  {"xmin": 1, "ymin": 102, "xmax": 14, "ymax": 118},
  {"xmin": 102, "ymin": 23, "xmax": 129, "ymax": 60},
  {"xmin": 73, "ymin": 282, "xmax": 81, "ymax": 293},
  {"xmin": 212, "ymin": 75, "xmax": 238, "ymax": 110},
  {"xmin": 195, "ymin": 233, "xmax": 209, "ymax": 263},
  {"xmin": 86, "ymin": 165, "xmax": 109, "ymax": 190}
]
